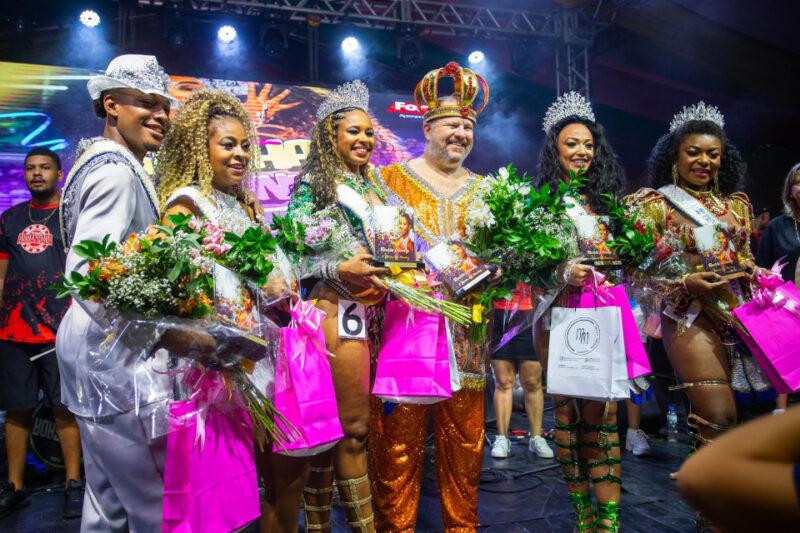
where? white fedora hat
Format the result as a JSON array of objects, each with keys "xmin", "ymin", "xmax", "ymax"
[{"xmin": 87, "ymin": 54, "xmax": 177, "ymax": 106}]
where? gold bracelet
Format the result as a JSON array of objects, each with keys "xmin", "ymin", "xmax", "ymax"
[{"xmin": 680, "ymin": 273, "xmax": 691, "ymax": 291}]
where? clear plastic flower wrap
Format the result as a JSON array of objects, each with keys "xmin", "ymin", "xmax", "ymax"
[
  {"xmin": 55, "ymin": 214, "xmax": 299, "ymax": 443},
  {"xmin": 273, "ymin": 206, "xmax": 473, "ymax": 324}
]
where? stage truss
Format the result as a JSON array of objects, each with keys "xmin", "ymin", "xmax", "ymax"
[{"xmin": 135, "ymin": 0, "xmax": 641, "ymax": 96}]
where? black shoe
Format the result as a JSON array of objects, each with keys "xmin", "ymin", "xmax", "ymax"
[
  {"xmin": 0, "ymin": 482, "xmax": 29, "ymax": 518},
  {"xmin": 62, "ymin": 479, "xmax": 84, "ymax": 519}
]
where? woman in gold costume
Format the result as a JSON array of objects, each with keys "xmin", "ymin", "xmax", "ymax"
[{"xmin": 626, "ymin": 102, "xmax": 758, "ymax": 530}]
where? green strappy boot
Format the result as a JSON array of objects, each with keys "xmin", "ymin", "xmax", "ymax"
[
  {"xmin": 569, "ymin": 491, "xmax": 596, "ymax": 533},
  {"xmin": 595, "ymin": 501, "xmax": 620, "ymax": 533}
]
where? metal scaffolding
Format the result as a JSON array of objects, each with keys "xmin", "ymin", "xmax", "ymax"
[{"xmin": 136, "ymin": 0, "xmax": 629, "ymax": 96}]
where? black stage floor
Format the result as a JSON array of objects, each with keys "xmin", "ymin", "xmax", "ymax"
[{"xmin": 0, "ymin": 409, "xmax": 697, "ymax": 533}]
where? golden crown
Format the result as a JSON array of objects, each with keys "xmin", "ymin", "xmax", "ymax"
[{"xmin": 414, "ymin": 61, "xmax": 489, "ymax": 123}]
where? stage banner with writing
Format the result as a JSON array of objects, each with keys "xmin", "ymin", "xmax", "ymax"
[{"xmin": 0, "ymin": 60, "xmax": 442, "ymax": 216}]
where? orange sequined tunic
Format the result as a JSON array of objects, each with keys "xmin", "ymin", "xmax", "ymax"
[{"xmin": 371, "ymin": 161, "xmax": 488, "ymax": 388}]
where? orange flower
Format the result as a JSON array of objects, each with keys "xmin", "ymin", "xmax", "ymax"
[
  {"xmin": 98, "ymin": 259, "xmax": 125, "ymax": 281},
  {"xmin": 177, "ymin": 298, "xmax": 197, "ymax": 316},
  {"xmin": 122, "ymin": 233, "xmax": 142, "ymax": 255}
]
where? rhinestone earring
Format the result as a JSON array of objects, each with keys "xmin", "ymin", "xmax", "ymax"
[{"xmin": 671, "ymin": 164, "xmax": 679, "ymax": 186}]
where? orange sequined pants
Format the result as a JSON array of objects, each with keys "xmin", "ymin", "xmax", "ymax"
[{"xmin": 367, "ymin": 388, "xmax": 485, "ymax": 533}]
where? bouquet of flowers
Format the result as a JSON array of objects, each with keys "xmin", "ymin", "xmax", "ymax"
[
  {"xmin": 466, "ymin": 164, "xmax": 580, "ymax": 290},
  {"xmin": 271, "ymin": 210, "xmax": 473, "ymax": 326},
  {"xmin": 463, "ymin": 164, "xmax": 582, "ymax": 341},
  {"xmin": 54, "ymin": 213, "xmax": 294, "ymax": 443}
]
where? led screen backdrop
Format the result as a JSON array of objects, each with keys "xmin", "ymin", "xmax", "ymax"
[{"xmin": 0, "ymin": 60, "xmax": 437, "ymax": 216}]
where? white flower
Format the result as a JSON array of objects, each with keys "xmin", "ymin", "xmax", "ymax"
[{"xmin": 498, "ymin": 166, "xmax": 510, "ymax": 181}]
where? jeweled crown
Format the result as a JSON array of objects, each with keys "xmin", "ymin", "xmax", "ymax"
[
  {"xmin": 414, "ymin": 61, "xmax": 489, "ymax": 123},
  {"xmin": 316, "ymin": 80, "xmax": 370, "ymax": 121},
  {"xmin": 542, "ymin": 91, "xmax": 595, "ymax": 133},
  {"xmin": 669, "ymin": 101, "xmax": 725, "ymax": 132}
]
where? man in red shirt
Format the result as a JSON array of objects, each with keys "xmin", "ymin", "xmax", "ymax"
[{"xmin": 0, "ymin": 148, "xmax": 83, "ymax": 519}]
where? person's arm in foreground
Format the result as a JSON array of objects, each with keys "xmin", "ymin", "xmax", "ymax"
[{"xmin": 677, "ymin": 405, "xmax": 800, "ymax": 532}]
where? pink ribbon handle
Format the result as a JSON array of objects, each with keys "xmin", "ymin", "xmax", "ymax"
[
  {"xmin": 582, "ymin": 268, "xmax": 612, "ymax": 305},
  {"xmin": 288, "ymin": 299, "xmax": 332, "ymax": 365},
  {"xmin": 753, "ymin": 259, "xmax": 788, "ymax": 307}
]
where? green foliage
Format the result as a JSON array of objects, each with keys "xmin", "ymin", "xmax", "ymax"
[
  {"xmin": 71, "ymin": 235, "xmax": 116, "ymax": 261},
  {"xmin": 601, "ymin": 193, "xmax": 656, "ymax": 267},
  {"xmin": 223, "ymin": 226, "xmax": 278, "ymax": 285},
  {"xmin": 467, "ymin": 164, "xmax": 585, "ymax": 289},
  {"xmin": 270, "ymin": 214, "xmax": 307, "ymax": 256}
]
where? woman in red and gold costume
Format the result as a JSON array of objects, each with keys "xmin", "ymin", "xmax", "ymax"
[
  {"xmin": 626, "ymin": 102, "xmax": 760, "ymax": 529},
  {"xmin": 367, "ymin": 61, "xmax": 490, "ymax": 533}
]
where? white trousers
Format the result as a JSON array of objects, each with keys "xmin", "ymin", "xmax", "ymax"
[{"xmin": 76, "ymin": 400, "xmax": 168, "ymax": 533}]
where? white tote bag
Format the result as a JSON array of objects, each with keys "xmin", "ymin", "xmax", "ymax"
[{"xmin": 546, "ymin": 306, "xmax": 629, "ymax": 401}]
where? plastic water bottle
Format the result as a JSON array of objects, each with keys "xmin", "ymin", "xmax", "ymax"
[{"xmin": 666, "ymin": 404, "xmax": 678, "ymax": 442}]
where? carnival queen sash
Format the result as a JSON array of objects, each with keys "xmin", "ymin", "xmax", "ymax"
[{"xmin": 656, "ymin": 184, "xmax": 719, "ymax": 228}]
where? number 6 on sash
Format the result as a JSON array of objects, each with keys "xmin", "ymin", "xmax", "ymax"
[{"xmin": 338, "ymin": 299, "xmax": 367, "ymax": 340}]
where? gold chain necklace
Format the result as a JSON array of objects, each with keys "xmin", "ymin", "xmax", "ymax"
[
  {"xmin": 28, "ymin": 202, "xmax": 58, "ymax": 225},
  {"xmin": 683, "ymin": 187, "xmax": 727, "ymax": 217}
]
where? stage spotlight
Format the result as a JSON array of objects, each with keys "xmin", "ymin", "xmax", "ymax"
[
  {"xmin": 217, "ymin": 25, "xmax": 237, "ymax": 44},
  {"xmin": 79, "ymin": 10, "xmax": 101, "ymax": 28},
  {"xmin": 341, "ymin": 36, "xmax": 360, "ymax": 54},
  {"xmin": 468, "ymin": 50, "xmax": 485, "ymax": 64}
]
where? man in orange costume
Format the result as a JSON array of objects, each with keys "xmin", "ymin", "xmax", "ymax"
[{"xmin": 368, "ymin": 62, "xmax": 490, "ymax": 532}]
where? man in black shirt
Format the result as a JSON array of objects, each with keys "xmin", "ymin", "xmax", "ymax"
[{"xmin": 0, "ymin": 148, "xmax": 83, "ymax": 519}]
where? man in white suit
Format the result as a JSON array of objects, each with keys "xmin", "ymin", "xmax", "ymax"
[{"xmin": 56, "ymin": 54, "xmax": 176, "ymax": 532}]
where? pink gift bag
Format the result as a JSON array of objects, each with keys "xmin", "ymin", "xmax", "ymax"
[
  {"xmin": 272, "ymin": 301, "xmax": 343, "ymax": 456},
  {"xmin": 372, "ymin": 299, "xmax": 452, "ymax": 404},
  {"xmin": 568, "ymin": 282, "xmax": 652, "ymax": 379},
  {"xmin": 163, "ymin": 397, "xmax": 260, "ymax": 533},
  {"xmin": 732, "ymin": 280, "xmax": 800, "ymax": 393}
]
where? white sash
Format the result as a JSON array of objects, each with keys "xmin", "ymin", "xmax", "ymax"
[
  {"xmin": 166, "ymin": 186, "xmax": 218, "ymax": 224},
  {"xmin": 564, "ymin": 194, "xmax": 589, "ymax": 220},
  {"xmin": 657, "ymin": 184, "xmax": 718, "ymax": 227},
  {"xmin": 336, "ymin": 183, "xmax": 375, "ymax": 253},
  {"xmin": 563, "ymin": 194, "xmax": 615, "ymax": 240}
]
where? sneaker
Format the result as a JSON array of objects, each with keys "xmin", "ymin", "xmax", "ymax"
[
  {"xmin": 63, "ymin": 479, "xmax": 84, "ymax": 519},
  {"xmin": 529, "ymin": 435, "xmax": 554, "ymax": 459},
  {"xmin": 0, "ymin": 482, "xmax": 29, "ymax": 518},
  {"xmin": 626, "ymin": 428, "xmax": 652, "ymax": 457},
  {"xmin": 491, "ymin": 435, "xmax": 511, "ymax": 458}
]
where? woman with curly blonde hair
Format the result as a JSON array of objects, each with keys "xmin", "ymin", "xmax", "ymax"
[
  {"xmin": 157, "ymin": 89, "xmax": 297, "ymax": 530},
  {"xmin": 156, "ymin": 89, "xmax": 262, "ymax": 223}
]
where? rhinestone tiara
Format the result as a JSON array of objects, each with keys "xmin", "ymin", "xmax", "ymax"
[
  {"xmin": 542, "ymin": 91, "xmax": 596, "ymax": 133},
  {"xmin": 669, "ymin": 101, "xmax": 725, "ymax": 132},
  {"xmin": 316, "ymin": 79, "xmax": 370, "ymax": 121}
]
